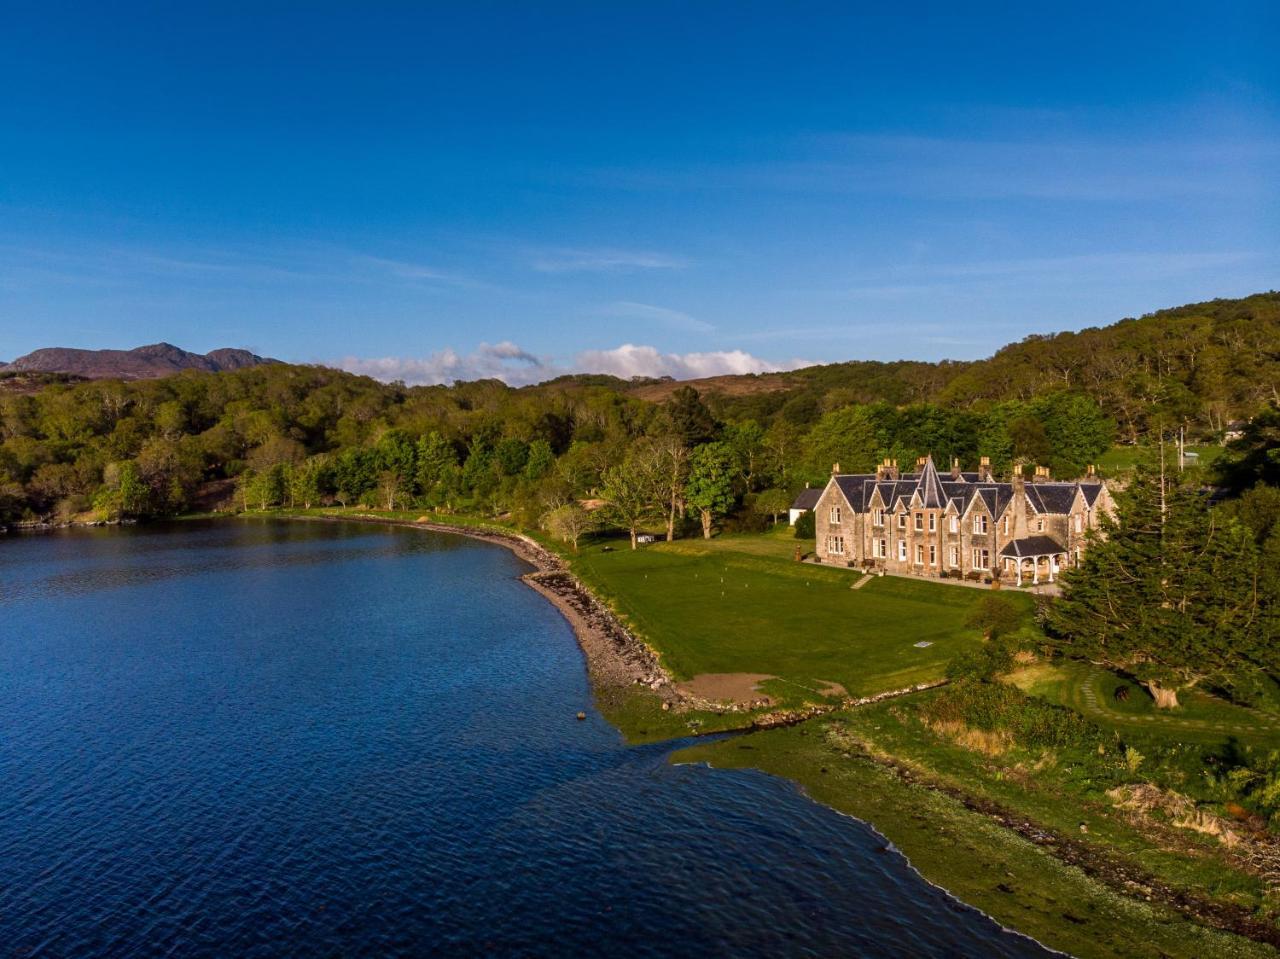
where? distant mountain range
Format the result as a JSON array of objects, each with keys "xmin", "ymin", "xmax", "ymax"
[{"xmin": 0, "ymin": 343, "xmax": 277, "ymax": 380}]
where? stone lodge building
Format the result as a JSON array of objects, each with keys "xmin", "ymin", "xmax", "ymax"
[{"xmin": 812, "ymin": 455, "xmax": 1113, "ymax": 584}]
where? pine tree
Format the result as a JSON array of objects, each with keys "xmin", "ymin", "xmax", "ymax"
[{"xmin": 1048, "ymin": 448, "xmax": 1267, "ymax": 707}]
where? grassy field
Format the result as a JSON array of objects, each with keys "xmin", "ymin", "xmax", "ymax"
[
  {"xmin": 571, "ymin": 525, "xmax": 1030, "ymax": 706},
  {"xmin": 1098, "ymin": 443, "xmax": 1225, "ymax": 476}
]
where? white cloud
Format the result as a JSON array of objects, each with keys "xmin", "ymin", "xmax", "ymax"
[
  {"xmin": 573, "ymin": 344, "xmax": 803, "ymax": 381},
  {"xmin": 601, "ymin": 301, "xmax": 714, "ymax": 333},
  {"xmin": 338, "ymin": 341, "xmax": 547, "ymax": 386},
  {"xmin": 530, "ymin": 248, "xmax": 688, "ymax": 273},
  {"xmin": 336, "ymin": 342, "xmax": 804, "ymax": 386}
]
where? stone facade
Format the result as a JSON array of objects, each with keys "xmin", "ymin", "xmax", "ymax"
[{"xmin": 812, "ymin": 456, "xmax": 1113, "ymax": 584}]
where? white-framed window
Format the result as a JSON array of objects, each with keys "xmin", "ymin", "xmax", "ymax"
[
  {"xmin": 873, "ymin": 508, "xmax": 885, "ymax": 526},
  {"xmin": 898, "ymin": 540, "xmax": 907, "ymax": 561},
  {"xmin": 914, "ymin": 512, "xmax": 924, "ymax": 531},
  {"xmin": 827, "ymin": 535, "xmax": 845, "ymax": 555},
  {"xmin": 830, "ymin": 505, "xmax": 841, "ymax": 524},
  {"xmin": 949, "ymin": 514, "xmax": 958, "ymax": 533},
  {"xmin": 1036, "ymin": 518, "xmax": 1045, "ymax": 532},
  {"xmin": 949, "ymin": 546, "xmax": 959, "ymax": 568},
  {"xmin": 878, "ymin": 538, "xmax": 888, "ymax": 558},
  {"xmin": 897, "ymin": 512, "xmax": 907, "ymax": 529},
  {"xmin": 971, "ymin": 548, "xmax": 990, "ymax": 569},
  {"xmin": 928, "ymin": 513, "xmax": 936, "ymax": 532},
  {"xmin": 914, "ymin": 544, "xmax": 924, "ymax": 565},
  {"xmin": 1002, "ymin": 515, "xmax": 1010, "ymax": 535},
  {"xmin": 928, "ymin": 544, "xmax": 936, "ymax": 566},
  {"xmin": 973, "ymin": 514, "xmax": 988, "ymax": 534},
  {"xmin": 1075, "ymin": 513, "xmax": 1083, "ymax": 533}
]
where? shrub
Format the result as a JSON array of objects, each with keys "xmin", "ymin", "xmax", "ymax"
[
  {"xmin": 965, "ymin": 594, "xmax": 1023, "ymax": 639},
  {"xmin": 946, "ymin": 642, "xmax": 1015, "ymax": 682},
  {"xmin": 794, "ymin": 510, "xmax": 816, "ymax": 539},
  {"xmin": 922, "ymin": 681, "xmax": 1111, "ymax": 753}
]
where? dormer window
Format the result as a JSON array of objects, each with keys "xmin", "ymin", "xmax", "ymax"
[
  {"xmin": 949, "ymin": 515, "xmax": 958, "ymax": 533},
  {"xmin": 973, "ymin": 515, "xmax": 989, "ymax": 534},
  {"xmin": 830, "ymin": 506, "xmax": 841, "ymax": 524},
  {"xmin": 873, "ymin": 508, "xmax": 885, "ymax": 526},
  {"xmin": 897, "ymin": 512, "xmax": 907, "ymax": 529}
]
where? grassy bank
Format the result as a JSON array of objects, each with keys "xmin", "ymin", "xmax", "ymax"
[{"xmin": 675, "ymin": 713, "xmax": 1275, "ymax": 959}]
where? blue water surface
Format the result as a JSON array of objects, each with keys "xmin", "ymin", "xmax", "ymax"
[{"xmin": 0, "ymin": 520, "xmax": 1054, "ymax": 957}]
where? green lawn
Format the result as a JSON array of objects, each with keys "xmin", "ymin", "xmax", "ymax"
[
  {"xmin": 1011, "ymin": 661, "xmax": 1280, "ymax": 747},
  {"xmin": 571, "ymin": 530, "xmax": 1032, "ymax": 704}
]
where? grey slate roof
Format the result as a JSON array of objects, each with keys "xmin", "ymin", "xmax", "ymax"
[
  {"xmin": 1080, "ymin": 483, "xmax": 1104, "ymax": 507},
  {"xmin": 1026, "ymin": 483, "xmax": 1077, "ymax": 514},
  {"xmin": 791, "ymin": 488, "xmax": 822, "ymax": 511},
  {"xmin": 1000, "ymin": 535, "xmax": 1068, "ymax": 558},
  {"xmin": 830, "ymin": 455, "xmax": 1099, "ymax": 522}
]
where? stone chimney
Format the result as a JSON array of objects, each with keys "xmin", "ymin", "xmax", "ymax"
[
  {"xmin": 1032, "ymin": 465, "xmax": 1051, "ymax": 483},
  {"xmin": 916, "ymin": 455, "xmax": 928, "ymax": 468},
  {"xmin": 978, "ymin": 456, "xmax": 993, "ymax": 482},
  {"xmin": 950, "ymin": 457, "xmax": 962, "ymax": 480},
  {"xmin": 1086, "ymin": 464, "xmax": 1096, "ymax": 478},
  {"xmin": 832, "ymin": 462, "xmax": 841, "ymax": 476},
  {"xmin": 1012, "ymin": 468, "xmax": 1026, "ymax": 498},
  {"xmin": 875, "ymin": 457, "xmax": 898, "ymax": 481}
]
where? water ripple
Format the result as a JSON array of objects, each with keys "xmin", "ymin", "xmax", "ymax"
[{"xmin": 0, "ymin": 521, "xmax": 1052, "ymax": 957}]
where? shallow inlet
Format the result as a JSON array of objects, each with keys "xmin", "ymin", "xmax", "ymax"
[{"xmin": 0, "ymin": 520, "xmax": 1054, "ymax": 957}]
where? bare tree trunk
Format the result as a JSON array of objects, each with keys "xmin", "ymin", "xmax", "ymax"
[
  {"xmin": 1145, "ymin": 680, "xmax": 1179, "ymax": 709},
  {"xmin": 701, "ymin": 509, "xmax": 712, "ymax": 539},
  {"xmin": 667, "ymin": 499, "xmax": 676, "ymax": 542},
  {"xmin": 630, "ymin": 527, "xmax": 638, "ymax": 550}
]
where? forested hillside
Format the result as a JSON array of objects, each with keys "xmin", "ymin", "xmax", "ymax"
[
  {"xmin": 684, "ymin": 292, "xmax": 1280, "ymax": 442},
  {"xmin": 0, "ymin": 292, "xmax": 1276, "ymax": 528}
]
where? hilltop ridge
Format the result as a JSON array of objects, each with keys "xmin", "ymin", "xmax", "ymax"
[{"xmin": 0, "ymin": 342, "xmax": 277, "ymax": 380}]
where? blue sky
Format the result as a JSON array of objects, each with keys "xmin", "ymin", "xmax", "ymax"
[{"xmin": 1, "ymin": 2, "xmax": 1277, "ymax": 383}]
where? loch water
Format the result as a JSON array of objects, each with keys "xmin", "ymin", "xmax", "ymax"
[{"xmin": 0, "ymin": 520, "xmax": 1054, "ymax": 957}]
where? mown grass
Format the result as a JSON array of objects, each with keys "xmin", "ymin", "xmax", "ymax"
[{"xmin": 571, "ymin": 531, "xmax": 1033, "ymax": 707}]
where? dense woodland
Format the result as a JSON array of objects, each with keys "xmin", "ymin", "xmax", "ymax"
[{"xmin": 0, "ymin": 292, "xmax": 1275, "ymax": 537}]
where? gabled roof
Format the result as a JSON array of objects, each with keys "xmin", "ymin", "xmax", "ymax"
[
  {"xmin": 1000, "ymin": 535, "xmax": 1067, "ymax": 558},
  {"xmin": 917, "ymin": 456, "xmax": 946, "ymax": 508},
  {"xmin": 791, "ymin": 488, "xmax": 822, "ymax": 511},
  {"xmin": 827, "ymin": 459, "xmax": 1103, "ymax": 521},
  {"xmin": 1025, "ymin": 483, "xmax": 1078, "ymax": 514},
  {"xmin": 1080, "ymin": 482, "xmax": 1104, "ymax": 507},
  {"xmin": 833, "ymin": 473, "xmax": 878, "ymax": 511}
]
